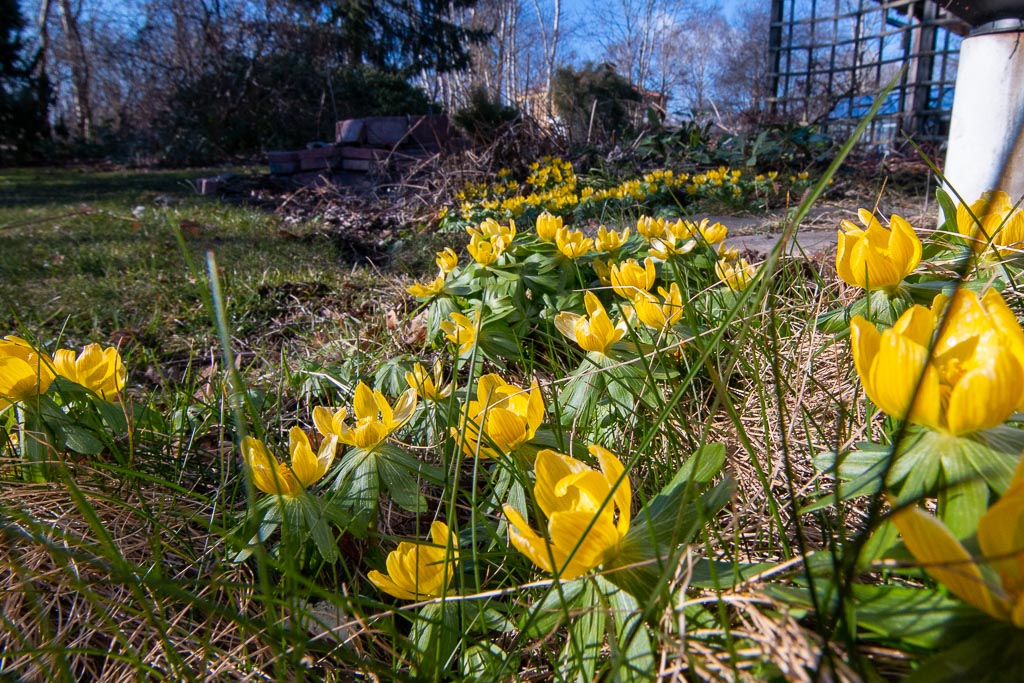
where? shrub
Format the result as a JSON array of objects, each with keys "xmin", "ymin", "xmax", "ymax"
[
  {"xmin": 159, "ymin": 56, "xmax": 434, "ymax": 164},
  {"xmin": 551, "ymin": 62, "xmax": 641, "ymax": 145}
]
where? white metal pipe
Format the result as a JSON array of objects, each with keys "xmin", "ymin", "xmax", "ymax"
[{"xmin": 943, "ymin": 31, "xmax": 1024, "ymax": 216}]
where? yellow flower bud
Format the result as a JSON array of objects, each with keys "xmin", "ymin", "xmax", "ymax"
[
  {"xmin": 535, "ymin": 212, "xmax": 563, "ymax": 242},
  {"xmin": 715, "ymin": 257, "xmax": 758, "ymax": 291},
  {"xmin": 609, "ymin": 258, "xmax": 656, "ymax": 299},
  {"xmin": 242, "ymin": 427, "xmax": 337, "ymax": 497},
  {"xmin": 0, "ymin": 336, "xmax": 55, "ymax": 408},
  {"xmin": 555, "ymin": 227, "xmax": 593, "ymax": 259},
  {"xmin": 314, "ymin": 383, "xmax": 417, "ymax": 450},
  {"xmin": 596, "ymin": 225, "xmax": 629, "ymax": 252},
  {"xmin": 455, "ymin": 374, "xmax": 544, "ymax": 459},
  {"xmin": 440, "ymin": 310, "xmax": 479, "ymax": 356},
  {"xmin": 435, "ymin": 248, "xmax": 458, "ymax": 275},
  {"xmin": 632, "ymin": 283, "xmax": 684, "ymax": 329}
]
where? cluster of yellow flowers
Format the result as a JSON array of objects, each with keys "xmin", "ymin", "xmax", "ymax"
[
  {"xmin": 238, "ymin": 350, "xmax": 634, "ymax": 599},
  {"xmin": 412, "ymin": 210, "xmax": 762, "ymax": 362},
  {"xmin": 466, "ymin": 217, "xmax": 516, "ymax": 266},
  {"xmin": 446, "ymin": 157, "xmax": 809, "ymax": 227},
  {"xmin": 242, "ymin": 381, "xmax": 419, "ymax": 497},
  {"xmin": 836, "ymin": 189, "xmax": 1024, "ymax": 630},
  {"xmin": 0, "ymin": 336, "xmax": 126, "ymax": 409}
]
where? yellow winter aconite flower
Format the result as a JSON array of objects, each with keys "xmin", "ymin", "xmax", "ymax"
[
  {"xmin": 670, "ymin": 218, "xmax": 727, "ymax": 245},
  {"xmin": 850, "ymin": 288, "xmax": 1024, "ymax": 435},
  {"xmin": 467, "ymin": 232, "xmax": 502, "ymax": 265},
  {"xmin": 0, "ymin": 337, "xmax": 55, "ymax": 408},
  {"xmin": 592, "ymin": 258, "xmax": 612, "ymax": 286},
  {"xmin": 457, "ymin": 374, "xmax": 544, "ymax": 458},
  {"xmin": 696, "ymin": 219, "xmax": 728, "ymax": 245},
  {"xmin": 467, "ymin": 218, "xmax": 516, "ymax": 265},
  {"xmin": 503, "ymin": 445, "xmax": 631, "ymax": 579},
  {"xmin": 555, "ymin": 227, "xmax": 593, "ymax": 259},
  {"xmin": 610, "ymin": 258, "xmax": 656, "ymax": 299},
  {"xmin": 435, "ymin": 248, "xmax": 458, "ymax": 275},
  {"xmin": 406, "ymin": 275, "xmax": 445, "ymax": 298},
  {"xmin": 554, "ymin": 291, "xmax": 627, "ymax": 355},
  {"xmin": 636, "ymin": 215, "xmax": 667, "ymax": 241},
  {"xmin": 405, "ymin": 360, "xmax": 452, "ymax": 402},
  {"xmin": 535, "ymin": 211, "xmax": 563, "ymax": 242},
  {"xmin": 242, "ymin": 427, "xmax": 337, "ymax": 497},
  {"xmin": 715, "ymin": 257, "xmax": 758, "ymax": 291},
  {"xmin": 368, "ymin": 521, "xmax": 458, "ymax": 600},
  {"xmin": 717, "ymin": 242, "xmax": 740, "ymax": 263},
  {"xmin": 440, "ymin": 310, "xmax": 479, "ymax": 356},
  {"xmin": 648, "ymin": 233, "xmax": 696, "ymax": 260},
  {"xmin": 53, "ymin": 343, "xmax": 126, "ymax": 399},
  {"xmin": 596, "ymin": 225, "xmax": 629, "ymax": 252},
  {"xmin": 469, "ymin": 217, "xmax": 517, "ymax": 244},
  {"xmin": 956, "ymin": 190, "xmax": 1024, "ymax": 256},
  {"xmin": 633, "ymin": 283, "xmax": 684, "ymax": 329},
  {"xmin": 892, "ymin": 458, "xmax": 1024, "ymax": 626},
  {"xmin": 314, "ymin": 382, "xmax": 417, "ymax": 450},
  {"xmin": 836, "ymin": 209, "xmax": 921, "ymax": 292}
]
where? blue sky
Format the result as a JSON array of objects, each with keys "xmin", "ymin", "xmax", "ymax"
[{"xmin": 560, "ymin": 0, "xmax": 747, "ymax": 61}]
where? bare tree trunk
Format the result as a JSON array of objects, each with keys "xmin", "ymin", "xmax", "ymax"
[
  {"xmin": 56, "ymin": 0, "xmax": 92, "ymax": 140},
  {"xmin": 530, "ymin": 0, "xmax": 560, "ymax": 117},
  {"xmin": 34, "ymin": 0, "xmax": 54, "ymax": 138},
  {"xmin": 503, "ymin": 0, "xmax": 520, "ymax": 105}
]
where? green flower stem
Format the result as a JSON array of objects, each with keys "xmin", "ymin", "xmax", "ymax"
[{"xmin": 18, "ymin": 406, "xmax": 51, "ymax": 483}]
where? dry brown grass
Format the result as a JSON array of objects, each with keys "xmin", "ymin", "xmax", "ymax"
[{"xmin": 0, "ymin": 468, "xmax": 286, "ymax": 681}]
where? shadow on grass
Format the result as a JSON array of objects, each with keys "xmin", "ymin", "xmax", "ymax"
[{"xmin": 0, "ymin": 167, "xmax": 225, "ymax": 211}]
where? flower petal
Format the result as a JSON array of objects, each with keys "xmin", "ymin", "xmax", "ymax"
[
  {"xmin": 548, "ymin": 510, "xmax": 621, "ymax": 579},
  {"xmin": 313, "ymin": 406, "xmax": 342, "ymax": 437},
  {"xmin": 391, "ymin": 388, "xmax": 418, "ymax": 428},
  {"xmin": 888, "ymin": 214, "xmax": 922, "ymax": 279},
  {"xmin": 535, "ymin": 449, "xmax": 591, "ymax": 517},
  {"xmin": 892, "ymin": 503, "xmax": 1006, "ymax": 621},
  {"xmin": 554, "ymin": 312, "xmax": 583, "ymax": 342},
  {"xmin": 869, "ymin": 326, "xmax": 933, "ymax": 423},
  {"xmin": 288, "ymin": 426, "xmax": 320, "ymax": 487},
  {"xmin": 503, "ymin": 504, "xmax": 554, "ymax": 573},
  {"xmin": 592, "ymin": 444, "xmax": 632, "ymax": 534},
  {"xmin": 836, "ymin": 229, "xmax": 858, "ymax": 286},
  {"xmin": 978, "ymin": 478, "xmax": 1024, "ymax": 600},
  {"xmin": 368, "ymin": 569, "xmax": 418, "ymax": 600},
  {"xmin": 946, "ymin": 353, "xmax": 1024, "ymax": 435},
  {"xmin": 353, "ymin": 382, "xmax": 377, "ymax": 420}
]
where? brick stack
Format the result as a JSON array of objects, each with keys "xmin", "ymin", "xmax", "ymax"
[{"xmin": 267, "ymin": 115, "xmax": 454, "ymax": 181}]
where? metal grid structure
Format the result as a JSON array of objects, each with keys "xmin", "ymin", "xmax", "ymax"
[{"xmin": 768, "ymin": 0, "xmax": 969, "ymax": 146}]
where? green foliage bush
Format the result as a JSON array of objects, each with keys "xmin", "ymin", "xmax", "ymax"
[
  {"xmin": 452, "ymin": 85, "xmax": 519, "ymax": 146},
  {"xmin": 551, "ymin": 62, "xmax": 641, "ymax": 144},
  {"xmin": 639, "ymin": 118, "xmax": 835, "ymax": 170},
  {"xmin": 0, "ymin": 0, "xmax": 50, "ymax": 163}
]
